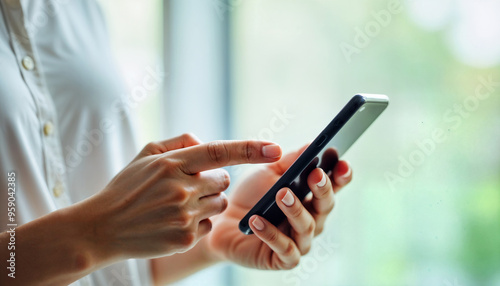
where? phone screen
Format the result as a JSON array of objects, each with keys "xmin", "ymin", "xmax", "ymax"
[
  {"xmin": 329, "ymin": 97, "xmax": 388, "ymax": 157},
  {"xmin": 239, "ymin": 94, "xmax": 389, "ymax": 234}
]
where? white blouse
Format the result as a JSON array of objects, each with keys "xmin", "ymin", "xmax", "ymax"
[{"xmin": 0, "ymin": 0, "xmax": 152, "ymax": 285}]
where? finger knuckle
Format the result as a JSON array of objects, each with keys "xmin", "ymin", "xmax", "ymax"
[
  {"xmin": 290, "ymin": 205, "xmax": 304, "ymax": 219},
  {"xmin": 144, "ymin": 142, "xmax": 160, "ymax": 153},
  {"xmin": 181, "ymin": 132, "xmax": 194, "ymax": 141},
  {"xmin": 176, "ymin": 210, "xmax": 195, "ymax": 228},
  {"xmin": 199, "ymin": 219, "xmax": 213, "ymax": 235},
  {"xmin": 317, "ymin": 187, "xmax": 331, "ymax": 199},
  {"xmin": 218, "ymin": 194, "xmax": 228, "ymax": 213},
  {"xmin": 305, "ymin": 222, "xmax": 316, "ymax": 236},
  {"xmin": 218, "ymin": 170, "xmax": 231, "ymax": 190},
  {"xmin": 267, "ymin": 230, "xmax": 279, "ymax": 244},
  {"xmin": 181, "ymin": 133, "xmax": 199, "ymax": 144},
  {"xmin": 240, "ymin": 140, "xmax": 256, "ymax": 162},
  {"xmin": 154, "ymin": 157, "xmax": 178, "ymax": 175},
  {"xmin": 283, "ymin": 242, "xmax": 296, "ymax": 257},
  {"xmin": 207, "ymin": 141, "xmax": 230, "ymax": 165},
  {"xmin": 180, "ymin": 231, "xmax": 197, "ymax": 248},
  {"xmin": 171, "ymin": 186, "xmax": 190, "ymax": 204}
]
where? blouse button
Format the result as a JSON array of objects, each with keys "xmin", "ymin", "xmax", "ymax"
[
  {"xmin": 43, "ymin": 122, "xmax": 53, "ymax": 136},
  {"xmin": 21, "ymin": 56, "xmax": 35, "ymax": 71},
  {"xmin": 53, "ymin": 181, "xmax": 64, "ymax": 198}
]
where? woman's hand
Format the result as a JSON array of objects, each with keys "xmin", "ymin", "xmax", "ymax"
[
  {"xmin": 75, "ymin": 134, "xmax": 282, "ymax": 262},
  {"xmin": 205, "ymin": 145, "xmax": 352, "ymax": 269},
  {"xmin": 0, "ymin": 134, "xmax": 283, "ymax": 286}
]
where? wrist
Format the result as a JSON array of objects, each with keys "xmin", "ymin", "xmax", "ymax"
[{"xmin": 57, "ymin": 198, "xmax": 121, "ymax": 272}]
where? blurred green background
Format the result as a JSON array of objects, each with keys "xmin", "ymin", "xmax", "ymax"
[{"xmin": 99, "ymin": 0, "xmax": 500, "ymax": 285}]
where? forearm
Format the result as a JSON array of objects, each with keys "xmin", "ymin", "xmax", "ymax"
[
  {"xmin": 0, "ymin": 203, "xmax": 116, "ymax": 286},
  {"xmin": 151, "ymin": 236, "xmax": 221, "ymax": 285}
]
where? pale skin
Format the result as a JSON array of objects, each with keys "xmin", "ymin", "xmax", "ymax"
[{"xmin": 0, "ymin": 133, "xmax": 352, "ymax": 286}]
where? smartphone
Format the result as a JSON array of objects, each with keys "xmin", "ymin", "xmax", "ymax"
[{"xmin": 239, "ymin": 94, "xmax": 389, "ymax": 235}]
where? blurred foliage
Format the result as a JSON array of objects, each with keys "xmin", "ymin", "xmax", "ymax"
[
  {"xmin": 231, "ymin": 0, "xmax": 500, "ymax": 285},
  {"xmin": 460, "ymin": 179, "xmax": 500, "ymax": 283}
]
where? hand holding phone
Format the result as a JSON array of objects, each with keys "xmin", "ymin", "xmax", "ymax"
[{"xmin": 239, "ymin": 94, "xmax": 389, "ymax": 234}]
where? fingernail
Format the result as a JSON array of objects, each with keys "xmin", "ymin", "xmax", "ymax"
[
  {"xmin": 281, "ymin": 190, "xmax": 295, "ymax": 207},
  {"xmin": 317, "ymin": 171, "xmax": 327, "ymax": 188},
  {"xmin": 340, "ymin": 166, "xmax": 351, "ymax": 179},
  {"xmin": 262, "ymin": 144, "xmax": 281, "ymax": 158},
  {"xmin": 252, "ymin": 217, "xmax": 265, "ymax": 231}
]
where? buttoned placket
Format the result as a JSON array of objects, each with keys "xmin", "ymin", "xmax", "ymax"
[
  {"xmin": 0, "ymin": 0, "xmax": 73, "ymax": 208},
  {"xmin": 1, "ymin": 1, "xmax": 95, "ymax": 285}
]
